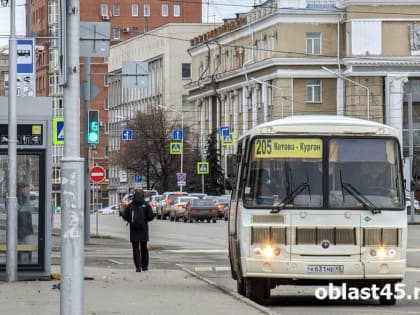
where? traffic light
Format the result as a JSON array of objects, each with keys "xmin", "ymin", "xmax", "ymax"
[{"xmin": 88, "ymin": 110, "xmax": 99, "ymax": 144}]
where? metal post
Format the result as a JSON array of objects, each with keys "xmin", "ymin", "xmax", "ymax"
[
  {"xmin": 408, "ymin": 93, "xmax": 415, "ymax": 222},
  {"xmin": 83, "ymin": 57, "xmax": 91, "ymax": 244},
  {"xmin": 180, "ymin": 103, "xmax": 184, "ymax": 192},
  {"xmin": 6, "ymin": 0, "xmax": 18, "ymax": 282},
  {"xmin": 60, "ymin": 1, "xmax": 84, "ymax": 315}
]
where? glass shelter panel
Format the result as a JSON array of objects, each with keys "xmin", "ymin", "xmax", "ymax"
[{"xmin": 0, "ymin": 152, "xmax": 44, "ymax": 269}]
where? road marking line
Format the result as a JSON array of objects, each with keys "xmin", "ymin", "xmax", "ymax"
[
  {"xmin": 406, "ymin": 267, "xmax": 420, "ymax": 273},
  {"xmin": 407, "ymin": 248, "xmax": 420, "ymax": 252},
  {"xmin": 164, "ymin": 249, "xmax": 228, "ymax": 253},
  {"xmin": 106, "ymin": 259, "xmax": 125, "ymax": 265},
  {"xmin": 194, "ymin": 266, "xmax": 231, "ymax": 272}
]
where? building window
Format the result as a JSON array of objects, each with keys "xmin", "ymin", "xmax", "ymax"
[
  {"xmin": 104, "ymin": 74, "xmax": 108, "ymax": 87},
  {"xmin": 132, "ymin": 4, "xmax": 138, "ymax": 16},
  {"xmin": 113, "ymin": 28, "xmax": 120, "ymax": 40},
  {"xmin": 173, "ymin": 4, "xmax": 180, "ymax": 17},
  {"xmin": 113, "ymin": 3, "xmax": 120, "ymax": 16},
  {"xmin": 144, "ymin": 4, "xmax": 150, "ymax": 17},
  {"xmin": 132, "ymin": 27, "xmax": 139, "ymax": 37},
  {"xmin": 162, "ymin": 4, "xmax": 168, "ymax": 17},
  {"xmin": 104, "ymin": 96, "xmax": 109, "ymax": 109},
  {"xmin": 307, "ymin": 80, "xmax": 322, "ymax": 103},
  {"xmin": 306, "ymin": 32, "xmax": 321, "ymax": 55},
  {"xmin": 182, "ymin": 63, "xmax": 191, "ymax": 79},
  {"xmin": 101, "ymin": 3, "xmax": 108, "ymax": 16}
]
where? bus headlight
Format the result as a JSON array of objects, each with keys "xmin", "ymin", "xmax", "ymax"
[
  {"xmin": 370, "ymin": 247, "xmax": 397, "ymax": 258},
  {"xmin": 253, "ymin": 245, "xmax": 280, "ymax": 260}
]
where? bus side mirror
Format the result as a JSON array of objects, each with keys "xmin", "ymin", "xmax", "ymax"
[{"xmin": 225, "ymin": 154, "xmax": 238, "ymax": 190}]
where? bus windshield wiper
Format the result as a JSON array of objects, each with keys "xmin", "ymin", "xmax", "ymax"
[
  {"xmin": 341, "ymin": 182, "xmax": 380, "ymax": 214},
  {"xmin": 271, "ymin": 182, "xmax": 309, "ymax": 213}
]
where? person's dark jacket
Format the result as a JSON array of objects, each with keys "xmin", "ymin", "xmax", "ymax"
[
  {"xmin": 122, "ymin": 195, "xmax": 154, "ymax": 242},
  {"xmin": 17, "ymin": 194, "xmax": 34, "ymax": 241}
]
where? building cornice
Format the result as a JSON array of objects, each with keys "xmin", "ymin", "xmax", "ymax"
[
  {"xmin": 189, "ymin": 10, "xmax": 343, "ymax": 56},
  {"xmin": 338, "ymin": 0, "xmax": 420, "ymax": 8}
]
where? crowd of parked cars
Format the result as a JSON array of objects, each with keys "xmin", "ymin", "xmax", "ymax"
[{"xmin": 113, "ymin": 190, "xmax": 231, "ymax": 222}]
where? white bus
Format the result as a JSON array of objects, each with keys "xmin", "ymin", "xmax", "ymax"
[{"xmin": 226, "ymin": 115, "xmax": 407, "ymax": 305}]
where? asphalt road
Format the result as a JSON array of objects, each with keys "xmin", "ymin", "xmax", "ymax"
[{"xmin": 54, "ymin": 214, "xmax": 420, "ymax": 315}]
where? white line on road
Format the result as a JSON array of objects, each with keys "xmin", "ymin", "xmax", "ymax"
[
  {"xmin": 106, "ymin": 259, "xmax": 125, "ymax": 265},
  {"xmin": 194, "ymin": 266, "xmax": 230, "ymax": 272},
  {"xmin": 164, "ymin": 249, "xmax": 228, "ymax": 253},
  {"xmin": 407, "ymin": 248, "xmax": 420, "ymax": 252},
  {"xmin": 406, "ymin": 267, "xmax": 420, "ymax": 273}
]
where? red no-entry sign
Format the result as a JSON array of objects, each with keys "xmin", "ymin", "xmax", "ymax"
[{"xmin": 90, "ymin": 166, "xmax": 106, "ymax": 183}]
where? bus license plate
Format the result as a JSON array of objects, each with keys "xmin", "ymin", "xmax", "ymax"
[{"xmin": 308, "ymin": 265, "xmax": 344, "ymax": 274}]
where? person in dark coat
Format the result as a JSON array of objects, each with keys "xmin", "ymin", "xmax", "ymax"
[
  {"xmin": 122, "ymin": 189, "xmax": 154, "ymax": 272},
  {"xmin": 17, "ymin": 182, "xmax": 34, "ymax": 264}
]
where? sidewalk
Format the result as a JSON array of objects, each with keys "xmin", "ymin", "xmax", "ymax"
[
  {"xmin": 0, "ymin": 266, "xmax": 268, "ymax": 315},
  {"xmin": 0, "ymin": 232, "xmax": 269, "ymax": 315}
]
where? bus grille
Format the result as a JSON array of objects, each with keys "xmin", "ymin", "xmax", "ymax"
[
  {"xmin": 251, "ymin": 227, "xmax": 287, "ymax": 245},
  {"xmin": 363, "ymin": 228, "xmax": 400, "ymax": 246},
  {"xmin": 295, "ymin": 227, "xmax": 357, "ymax": 245}
]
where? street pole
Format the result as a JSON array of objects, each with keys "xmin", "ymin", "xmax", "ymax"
[
  {"xmin": 83, "ymin": 57, "xmax": 91, "ymax": 244},
  {"xmin": 159, "ymin": 105, "xmax": 184, "ymax": 191},
  {"xmin": 6, "ymin": 0, "xmax": 18, "ymax": 282},
  {"xmin": 408, "ymin": 92, "xmax": 415, "ymax": 223},
  {"xmin": 60, "ymin": 1, "xmax": 84, "ymax": 315},
  {"xmin": 180, "ymin": 104, "xmax": 184, "ymax": 192}
]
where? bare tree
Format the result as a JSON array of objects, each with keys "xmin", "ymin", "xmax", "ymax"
[{"xmin": 117, "ymin": 108, "xmax": 180, "ymax": 192}]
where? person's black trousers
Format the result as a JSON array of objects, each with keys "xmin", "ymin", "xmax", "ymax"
[{"xmin": 131, "ymin": 241, "xmax": 149, "ymax": 270}]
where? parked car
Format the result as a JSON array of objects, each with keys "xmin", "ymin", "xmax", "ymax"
[
  {"xmin": 119, "ymin": 193, "xmax": 133, "ymax": 216},
  {"xmin": 169, "ymin": 196, "xmax": 198, "ymax": 221},
  {"xmin": 156, "ymin": 191, "xmax": 189, "ymax": 219},
  {"xmin": 188, "ymin": 193, "xmax": 208, "ymax": 199},
  {"xmin": 98, "ymin": 204, "xmax": 119, "ymax": 215},
  {"xmin": 212, "ymin": 195, "xmax": 231, "ymax": 219},
  {"xmin": 149, "ymin": 195, "xmax": 163, "ymax": 217},
  {"xmin": 143, "ymin": 189, "xmax": 159, "ymax": 201},
  {"xmin": 184, "ymin": 198, "xmax": 217, "ymax": 223},
  {"xmin": 406, "ymin": 196, "xmax": 420, "ymax": 214}
]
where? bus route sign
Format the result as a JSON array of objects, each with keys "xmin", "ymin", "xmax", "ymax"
[{"xmin": 253, "ymin": 138, "xmax": 322, "ymax": 159}]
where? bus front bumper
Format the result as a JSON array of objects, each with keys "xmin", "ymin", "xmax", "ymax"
[{"xmin": 242, "ymin": 258, "xmax": 406, "ymax": 280}]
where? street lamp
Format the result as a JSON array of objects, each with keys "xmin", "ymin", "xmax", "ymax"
[
  {"xmin": 159, "ymin": 104, "xmax": 184, "ymax": 192},
  {"xmin": 322, "ymin": 66, "xmax": 370, "ymax": 120}
]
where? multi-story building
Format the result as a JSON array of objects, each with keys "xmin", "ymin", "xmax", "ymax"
[
  {"xmin": 186, "ymin": 0, "xmax": 420, "ymax": 180},
  {"xmin": 28, "ymin": 0, "xmax": 202, "ymax": 208},
  {"xmin": 107, "ymin": 22, "xmax": 219, "ymax": 204}
]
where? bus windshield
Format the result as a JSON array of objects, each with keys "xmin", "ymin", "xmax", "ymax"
[{"xmin": 243, "ymin": 137, "xmax": 404, "ymax": 210}]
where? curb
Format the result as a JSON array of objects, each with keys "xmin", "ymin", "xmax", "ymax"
[{"xmin": 177, "ymin": 264, "xmax": 281, "ymax": 315}]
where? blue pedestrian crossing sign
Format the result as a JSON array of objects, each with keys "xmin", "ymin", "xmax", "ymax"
[
  {"xmin": 221, "ymin": 131, "xmax": 235, "ymax": 146},
  {"xmin": 170, "ymin": 142, "xmax": 183, "ymax": 154},
  {"xmin": 220, "ymin": 126, "xmax": 230, "ymax": 137},
  {"xmin": 53, "ymin": 117, "xmax": 64, "ymax": 145},
  {"xmin": 197, "ymin": 162, "xmax": 209, "ymax": 175},
  {"xmin": 172, "ymin": 129, "xmax": 183, "ymax": 141},
  {"xmin": 122, "ymin": 129, "xmax": 133, "ymax": 141}
]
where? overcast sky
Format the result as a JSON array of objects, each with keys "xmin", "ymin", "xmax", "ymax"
[{"xmin": 0, "ymin": 1, "xmax": 255, "ymax": 47}]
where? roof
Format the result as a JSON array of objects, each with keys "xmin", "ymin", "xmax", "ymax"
[{"xmin": 239, "ymin": 115, "xmax": 400, "ymax": 140}]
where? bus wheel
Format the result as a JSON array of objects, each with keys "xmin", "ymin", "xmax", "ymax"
[
  {"xmin": 245, "ymin": 278, "xmax": 269, "ymax": 304},
  {"xmin": 236, "ymin": 275, "xmax": 246, "ymax": 296}
]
